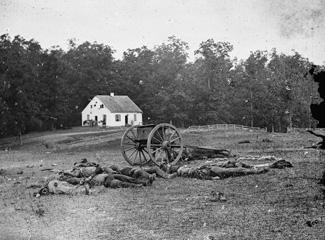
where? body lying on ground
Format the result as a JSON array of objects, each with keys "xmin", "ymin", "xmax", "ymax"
[
  {"xmin": 36, "ymin": 159, "xmax": 154, "ymax": 196},
  {"xmin": 153, "ymin": 148, "xmax": 292, "ymax": 180},
  {"xmin": 35, "ymin": 157, "xmax": 292, "ymax": 196},
  {"xmin": 36, "ymin": 159, "xmax": 178, "ymax": 196},
  {"xmin": 174, "ymin": 159, "xmax": 292, "ymax": 180}
]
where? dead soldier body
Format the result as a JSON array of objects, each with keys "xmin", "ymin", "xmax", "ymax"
[
  {"xmin": 152, "ymin": 148, "xmax": 292, "ymax": 180},
  {"xmin": 110, "ymin": 165, "xmax": 177, "ymax": 180},
  {"xmin": 60, "ymin": 161, "xmax": 155, "ymax": 187},
  {"xmin": 38, "ymin": 175, "xmax": 145, "ymax": 196},
  {"xmin": 108, "ymin": 156, "xmax": 292, "ymax": 181},
  {"xmin": 106, "ymin": 148, "xmax": 180, "ymax": 180},
  {"xmin": 37, "ymin": 159, "xmax": 157, "ymax": 196},
  {"xmin": 175, "ymin": 159, "xmax": 292, "ymax": 180}
]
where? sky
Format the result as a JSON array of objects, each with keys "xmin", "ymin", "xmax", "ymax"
[{"xmin": 0, "ymin": 0, "xmax": 324, "ymax": 64}]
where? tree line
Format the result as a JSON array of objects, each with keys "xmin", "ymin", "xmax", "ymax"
[{"xmin": 0, "ymin": 34, "xmax": 322, "ymax": 138}]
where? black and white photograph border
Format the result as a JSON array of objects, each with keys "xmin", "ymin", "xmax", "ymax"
[{"xmin": 0, "ymin": 0, "xmax": 325, "ymax": 239}]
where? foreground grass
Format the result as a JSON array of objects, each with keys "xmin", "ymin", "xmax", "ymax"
[{"xmin": 0, "ymin": 128, "xmax": 324, "ymax": 240}]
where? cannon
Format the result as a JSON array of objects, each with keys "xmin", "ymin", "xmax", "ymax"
[{"xmin": 120, "ymin": 123, "xmax": 184, "ymax": 166}]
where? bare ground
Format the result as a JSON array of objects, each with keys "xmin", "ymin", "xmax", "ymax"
[{"xmin": 0, "ymin": 127, "xmax": 324, "ymax": 240}]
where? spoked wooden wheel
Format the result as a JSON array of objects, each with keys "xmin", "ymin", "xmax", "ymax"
[
  {"xmin": 121, "ymin": 125, "xmax": 151, "ymax": 166},
  {"xmin": 147, "ymin": 123, "xmax": 184, "ymax": 166}
]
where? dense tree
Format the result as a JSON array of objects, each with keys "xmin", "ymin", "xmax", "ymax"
[
  {"xmin": 189, "ymin": 40, "xmax": 234, "ymax": 124},
  {"xmin": 116, "ymin": 46, "xmax": 156, "ymax": 122},
  {"xmin": 0, "ymin": 35, "xmax": 43, "ymax": 140},
  {"xmin": 268, "ymin": 50, "xmax": 313, "ymax": 130},
  {"xmin": 62, "ymin": 40, "xmax": 116, "ymax": 125},
  {"xmin": 149, "ymin": 36, "xmax": 190, "ymax": 124},
  {"xmin": 0, "ymin": 34, "xmax": 323, "ymax": 140},
  {"xmin": 243, "ymin": 51, "xmax": 271, "ymax": 128},
  {"xmin": 38, "ymin": 48, "xmax": 70, "ymax": 129}
]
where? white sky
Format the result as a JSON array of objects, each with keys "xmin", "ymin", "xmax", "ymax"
[{"xmin": 0, "ymin": 0, "xmax": 324, "ymax": 64}]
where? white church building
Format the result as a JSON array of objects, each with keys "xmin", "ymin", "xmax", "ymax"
[{"xmin": 81, "ymin": 94, "xmax": 143, "ymax": 127}]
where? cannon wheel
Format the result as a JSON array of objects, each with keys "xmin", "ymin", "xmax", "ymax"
[
  {"xmin": 121, "ymin": 125, "xmax": 150, "ymax": 166},
  {"xmin": 147, "ymin": 123, "xmax": 184, "ymax": 166}
]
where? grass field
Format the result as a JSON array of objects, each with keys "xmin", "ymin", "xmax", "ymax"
[{"xmin": 0, "ymin": 127, "xmax": 324, "ymax": 240}]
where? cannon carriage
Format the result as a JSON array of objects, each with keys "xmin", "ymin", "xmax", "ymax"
[{"xmin": 120, "ymin": 123, "xmax": 184, "ymax": 167}]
